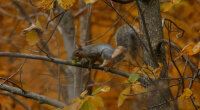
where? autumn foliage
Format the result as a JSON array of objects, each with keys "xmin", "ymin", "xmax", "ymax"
[{"xmin": 0, "ymin": 0, "xmax": 199, "ymax": 110}]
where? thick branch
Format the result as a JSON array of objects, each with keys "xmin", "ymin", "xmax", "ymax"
[
  {"xmin": 0, "ymin": 84, "xmax": 65, "ymax": 108},
  {"xmin": 112, "ymin": 0, "xmax": 134, "ymax": 4},
  {"xmin": 0, "ymin": 52, "xmax": 129, "ymax": 78}
]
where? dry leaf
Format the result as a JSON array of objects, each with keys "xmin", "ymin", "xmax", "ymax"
[
  {"xmin": 62, "ymin": 98, "xmax": 82, "ymax": 110},
  {"xmin": 92, "ymin": 86, "xmax": 110, "ymax": 95},
  {"xmin": 24, "ymin": 24, "xmax": 43, "ymax": 45},
  {"xmin": 80, "ymin": 96, "xmax": 104, "ymax": 110},
  {"xmin": 131, "ymin": 82, "xmax": 146, "ymax": 94},
  {"xmin": 192, "ymin": 42, "xmax": 200, "ymax": 55},
  {"xmin": 84, "ymin": 0, "xmax": 97, "ymax": 5},
  {"xmin": 153, "ymin": 63, "xmax": 163, "ymax": 79},
  {"xmin": 57, "ymin": 0, "xmax": 75, "ymax": 10},
  {"xmin": 179, "ymin": 42, "xmax": 200, "ymax": 56},
  {"xmin": 80, "ymin": 90, "xmax": 88, "ymax": 98},
  {"xmin": 118, "ymin": 86, "xmax": 131, "ymax": 107},
  {"xmin": 40, "ymin": 0, "xmax": 54, "ymax": 10},
  {"xmin": 160, "ymin": 0, "xmax": 182, "ymax": 12},
  {"xmin": 179, "ymin": 88, "xmax": 193, "ymax": 100}
]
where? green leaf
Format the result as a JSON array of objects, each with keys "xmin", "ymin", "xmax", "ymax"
[
  {"xmin": 91, "ymin": 87, "xmax": 102, "ymax": 96},
  {"xmin": 81, "ymin": 101, "xmax": 89, "ymax": 110},
  {"xmin": 72, "ymin": 60, "xmax": 77, "ymax": 65},
  {"xmin": 128, "ymin": 74, "xmax": 139, "ymax": 83}
]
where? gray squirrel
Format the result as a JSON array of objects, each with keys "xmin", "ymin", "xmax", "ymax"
[{"xmin": 72, "ymin": 25, "xmax": 139, "ymax": 67}]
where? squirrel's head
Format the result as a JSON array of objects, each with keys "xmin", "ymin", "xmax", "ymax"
[{"xmin": 72, "ymin": 46, "xmax": 83, "ymax": 61}]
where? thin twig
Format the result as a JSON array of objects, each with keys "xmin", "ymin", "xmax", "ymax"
[
  {"xmin": 0, "ymin": 59, "xmax": 27, "ymax": 86},
  {"xmin": 165, "ymin": 21, "xmax": 185, "ymax": 92},
  {"xmin": 0, "ymin": 91, "xmax": 31, "ymax": 110},
  {"xmin": 0, "ymin": 84, "xmax": 65, "ymax": 108}
]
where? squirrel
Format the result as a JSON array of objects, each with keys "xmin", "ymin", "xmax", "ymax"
[
  {"xmin": 72, "ymin": 43, "xmax": 116, "ymax": 67},
  {"xmin": 72, "ymin": 25, "xmax": 139, "ymax": 67}
]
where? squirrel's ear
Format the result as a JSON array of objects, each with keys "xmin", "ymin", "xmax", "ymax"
[
  {"xmin": 75, "ymin": 44, "xmax": 82, "ymax": 50},
  {"xmin": 77, "ymin": 44, "xmax": 82, "ymax": 50}
]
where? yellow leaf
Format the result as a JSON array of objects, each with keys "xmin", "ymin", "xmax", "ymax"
[
  {"xmin": 141, "ymin": 65, "xmax": 155, "ymax": 79},
  {"xmin": 179, "ymin": 88, "xmax": 192, "ymax": 100},
  {"xmin": 36, "ymin": 19, "xmax": 42, "ymax": 28},
  {"xmin": 173, "ymin": 0, "xmax": 181, "ymax": 4},
  {"xmin": 138, "ymin": 31, "xmax": 143, "ymax": 34},
  {"xmin": 84, "ymin": 0, "xmax": 97, "ymax": 5},
  {"xmin": 25, "ymin": 30, "xmax": 40, "ymax": 45},
  {"xmin": 101, "ymin": 86, "xmax": 110, "ymax": 92},
  {"xmin": 118, "ymin": 86, "xmax": 131, "ymax": 107},
  {"xmin": 153, "ymin": 63, "xmax": 163, "ymax": 79},
  {"xmin": 131, "ymin": 82, "xmax": 146, "ymax": 94},
  {"xmin": 81, "ymin": 96, "xmax": 104, "ymax": 110},
  {"xmin": 80, "ymin": 90, "xmax": 88, "ymax": 98},
  {"xmin": 160, "ymin": 0, "xmax": 182, "ymax": 12},
  {"xmin": 57, "ymin": 0, "xmax": 75, "ymax": 10},
  {"xmin": 24, "ymin": 24, "xmax": 43, "ymax": 45},
  {"xmin": 40, "ymin": 0, "xmax": 54, "ymax": 10},
  {"xmin": 160, "ymin": 2, "xmax": 173, "ymax": 12}
]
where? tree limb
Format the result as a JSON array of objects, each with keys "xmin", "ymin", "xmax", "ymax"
[
  {"xmin": 0, "ymin": 84, "xmax": 65, "ymax": 108},
  {"xmin": 112, "ymin": 0, "xmax": 134, "ymax": 4},
  {"xmin": 0, "ymin": 91, "xmax": 31, "ymax": 110},
  {"xmin": 0, "ymin": 52, "xmax": 130, "ymax": 78}
]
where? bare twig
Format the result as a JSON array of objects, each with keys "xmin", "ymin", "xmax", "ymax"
[
  {"xmin": 0, "ymin": 91, "xmax": 31, "ymax": 110},
  {"xmin": 165, "ymin": 21, "xmax": 184, "ymax": 92},
  {"xmin": 11, "ymin": 0, "xmax": 33, "ymax": 24},
  {"xmin": 0, "ymin": 59, "xmax": 26, "ymax": 86},
  {"xmin": 0, "ymin": 84, "xmax": 65, "ymax": 108}
]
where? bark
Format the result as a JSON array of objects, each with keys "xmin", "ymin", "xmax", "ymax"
[{"xmin": 136, "ymin": 0, "xmax": 174, "ymax": 109}]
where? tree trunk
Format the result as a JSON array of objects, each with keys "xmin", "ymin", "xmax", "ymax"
[
  {"xmin": 136, "ymin": 0, "xmax": 175, "ymax": 109},
  {"xmin": 58, "ymin": 2, "xmax": 91, "ymax": 102}
]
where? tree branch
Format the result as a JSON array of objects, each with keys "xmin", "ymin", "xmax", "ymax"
[
  {"xmin": 0, "ymin": 91, "xmax": 31, "ymax": 110},
  {"xmin": 0, "ymin": 84, "xmax": 65, "ymax": 108},
  {"xmin": 112, "ymin": 0, "xmax": 134, "ymax": 4},
  {"xmin": 0, "ymin": 52, "xmax": 130, "ymax": 78}
]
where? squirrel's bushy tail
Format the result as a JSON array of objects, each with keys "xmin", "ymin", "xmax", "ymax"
[{"xmin": 115, "ymin": 25, "xmax": 139, "ymax": 61}]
